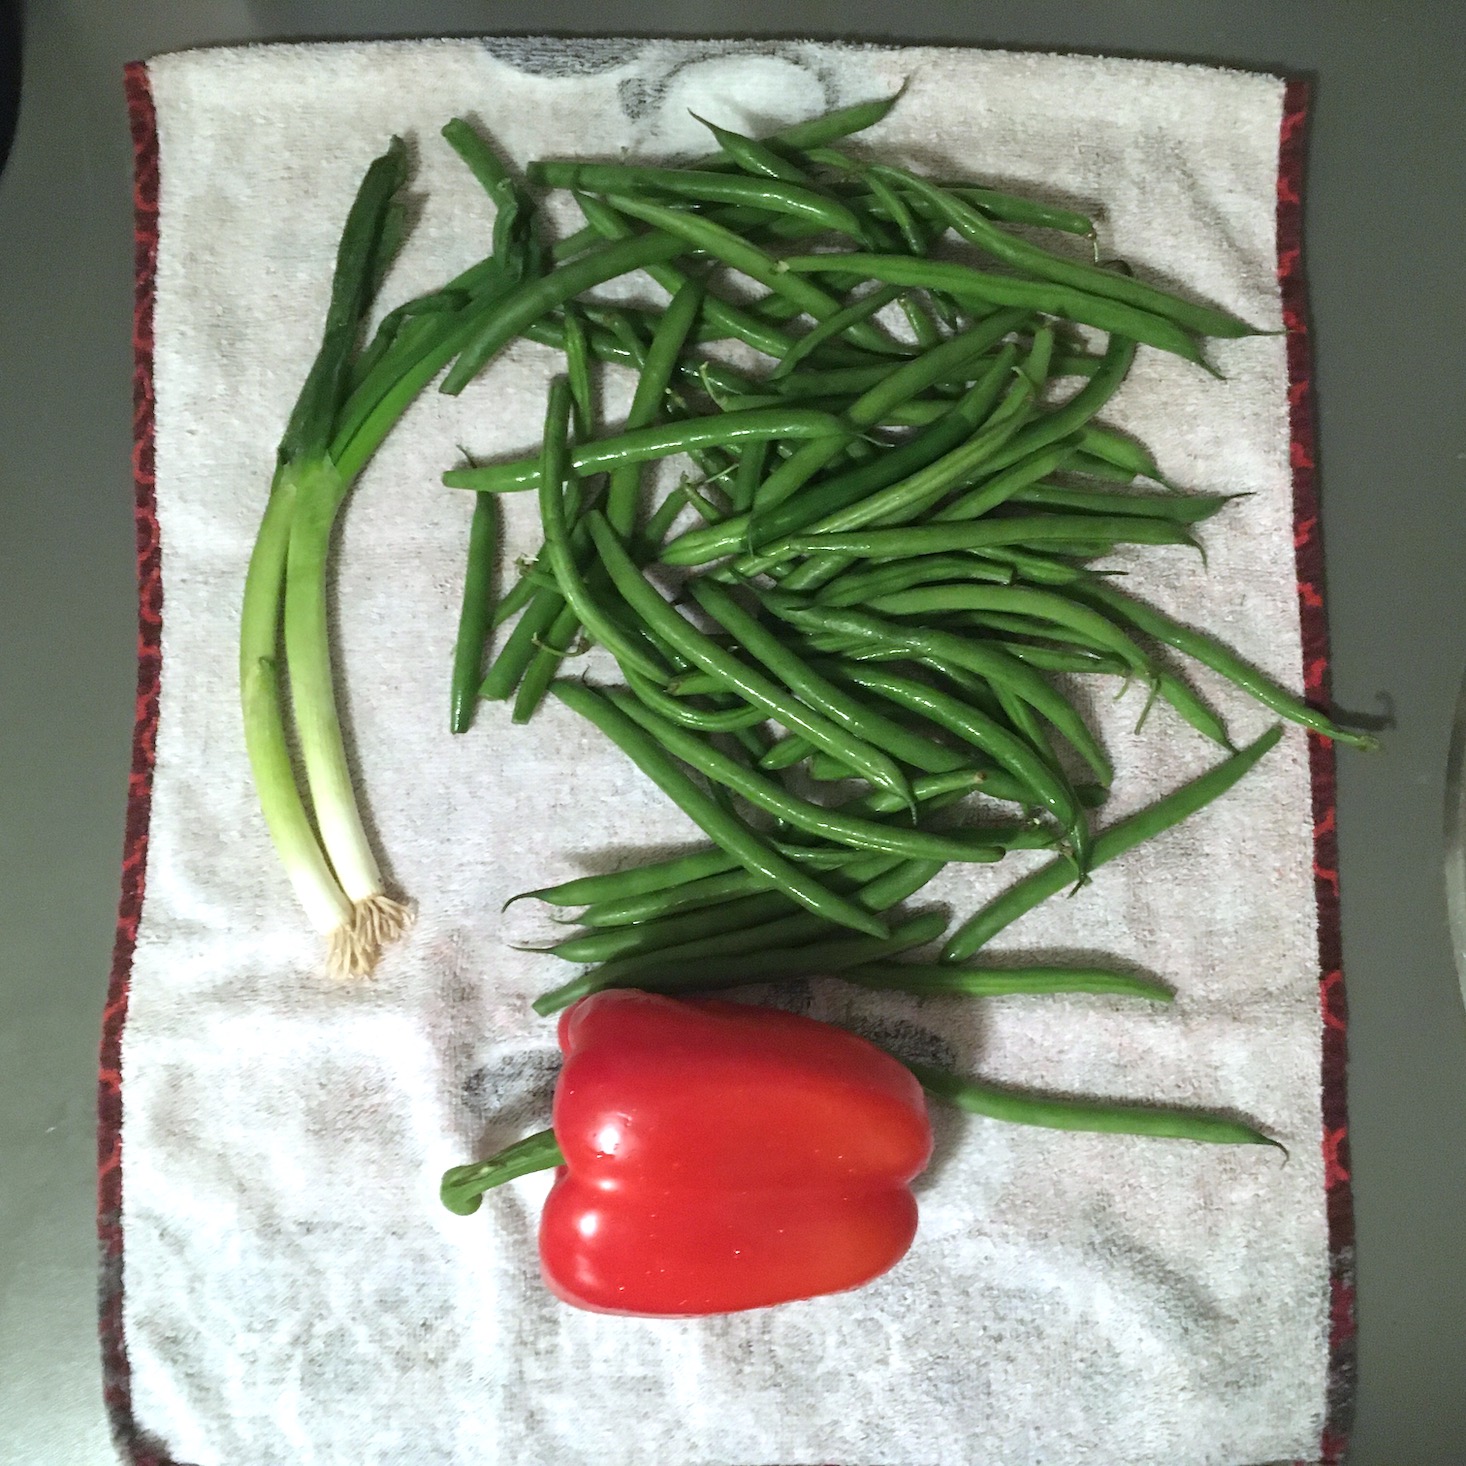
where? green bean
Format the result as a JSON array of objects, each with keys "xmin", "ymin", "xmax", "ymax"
[
  {"xmin": 771, "ymin": 285, "xmax": 907, "ymax": 378},
  {"xmin": 729, "ymin": 440, "xmax": 768, "ymax": 514},
  {"xmin": 604, "ymin": 687, "xmax": 1007, "ymax": 864},
  {"xmin": 930, "ymin": 442, "xmax": 1083, "ymax": 523},
  {"xmin": 751, "ymin": 314, "xmax": 1030, "ymax": 516},
  {"xmin": 661, "ymin": 333, "xmax": 1024, "ymax": 568},
  {"xmin": 560, "ymin": 305, "xmax": 596, "ymax": 441},
  {"xmin": 531, "ymin": 380, "xmax": 673, "ymax": 685},
  {"xmin": 623, "ymin": 665, "xmax": 765, "ymax": 733},
  {"xmin": 693, "ymin": 114, "xmax": 814, "ymax": 182},
  {"xmin": 814, "ymin": 554, "xmax": 1015, "ymax": 608},
  {"xmin": 768, "ymin": 598, "xmax": 1115, "ymax": 786},
  {"xmin": 907, "ymin": 1062, "xmax": 1278, "ymax": 1147},
  {"xmin": 511, "ymin": 845, "xmax": 744, "ymax": 908},
  {"xmin": 868, "ymin": 585, "xmax": 1153, "ymax": 676},
  {"xmin": 777, "ymin": 253, "xmax": 1214, "ymax": 369},
  {"xmin": 795, "ymin": 654, "xmax": 1091, "ymax": 853},
  {"xmin": 580, "ymin": 850, "xmax": 897, "ymax": 928},
  {"xmin": 690, "ymin": 578, "xmax": 959, "ymax": 787},
  {"xmin": 479, "ymin": 582, "xmax": 566, "ymax": 701},
  {"xmin": 845, "ymin": 963, "xmax": 1173, "ymax": 1000},
  {"xmin": 844, "ymin": 176, "xmax": 1096, "ymax": 238},
  {"xmin": 899, "ymin": 291, "xmax": 946, "ymax": 348},
  {"xmin": 440, "ymin": 118, "xmax": 541, "ymax": 278},
  {"xmin": 766, "ymin": 366, "xmax": 1037, "ymax": 548},
  {"xmin": 449, "ymin": 492, "xmax": 499, "ymax": 733},
  {"xmin": 532, "ymin": 160, "xmax": 879, "ymax": 245},
  {"xmin": 536, "ymin": 883, "xmax": 836, "ymax": 965},
  {"xmin": 753, "ymin": 93, "xmax": 904, "ymax": 153},
  {"xmin": 942, "ymin": 724, "xmax": 1284, "ymax": 960},
  {"xmin": 511, "ymin": 598, "xmax": 584, "ymax": 724},
  {"xmin": 569, "ymin": 193, "xmax": 821, "ymax": 362},
  {"xmin": 969, "ymin": 334, "xmax": 1136, "ymax": 480},
  {"xmin": 444, "ymin": 406, "xmax": 853, "ymax": 495},
  {"xmin": 603, "ymin": 194, "xmax": 901, "ymax": 357},
  {"xmin": 771, "ymin": 514, "xmax": 1199, "ymax": 560},
  {"xmin": 605, "ymin": 279, "xmax": 706, "ymax": 536},
  {"xmin": 1077, "ymin": 425, "xmax": 1170, "ymax": 483},
  {"xmin": 1007, "ymin": 481, "xmax": 1238, "ymax": 523},
  {"xmin": 442, "ymin": 231, "xmax": 698, "ymax": 395},
  {"xmin": 973, "ymin": 547, "xmax": 1092, "ymax": 586},
  {"xmin": 589, "ymin": 511, "xmax": 919, "ymax": 806},
  {"xmin": 879, "ymin": 167, "xmax": 1256, "ymax": 340},
  {"xmin": 767, "ymin": 361, "xmax": 978, "ymax": 399},
  {"xmin": 535, "ymin": 908, "xmax": 946, "ymax": 1014},
  {"xmin": 1075, "ymin": 582, "xmax": 1381, "ymax": 750},
  {"xmin": 550, "ymin": 679, "xmax": 888, "ymax": 937}
]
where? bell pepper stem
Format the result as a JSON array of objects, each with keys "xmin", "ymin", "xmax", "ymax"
[{"xmin": 440, "ymin": 1128, "xmax": 565, "ymax": 1215}]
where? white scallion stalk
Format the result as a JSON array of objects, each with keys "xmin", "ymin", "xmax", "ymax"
[
  {"xmin": 282, "ymin": 457, "xmax": 412, "ymax": 961},
  {"xmin": 239, "ymin": 470, "xmax": 364, "ymax": 974}
]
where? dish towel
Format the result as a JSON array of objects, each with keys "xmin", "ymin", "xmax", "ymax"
[{"xmin": 101, "ymin": 37, "xmax": 1353, "ymax": 1466}]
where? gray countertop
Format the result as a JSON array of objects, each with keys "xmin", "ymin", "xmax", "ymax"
[{"xmin": 2, "ymin": 3, "xmax": 1462, "ymax": 1462}]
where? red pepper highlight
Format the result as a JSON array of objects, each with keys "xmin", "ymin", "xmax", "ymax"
[{"xmin": 542, "ymin": 989, "xmax": 933, "ymax": 1316}]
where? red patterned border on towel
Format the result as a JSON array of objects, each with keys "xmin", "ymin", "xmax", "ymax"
[
  {"xmin": 1278, "ymin": 77, "xmax": 1356, "ymax": 1466},
  {"xmin": 98, "ymin": 64, "xmax": 1352, "ymax": 1466},
  {"xmin": 98, "ymin": 58, "xmax": 195, "ymax": 1466}
]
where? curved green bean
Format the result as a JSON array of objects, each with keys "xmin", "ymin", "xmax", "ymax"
[
  {"xmin": 908, "ymin": 1062, "xmax": 1279, "ymax": 1146},
  {"xmin": 942, "ymin": 724, "xmax": 1283, "ymax": 960}
]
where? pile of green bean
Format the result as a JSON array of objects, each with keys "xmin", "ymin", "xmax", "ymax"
[{"xmin": 436, "ymin": 95, "xmax": 1372, "ymax": 1028}]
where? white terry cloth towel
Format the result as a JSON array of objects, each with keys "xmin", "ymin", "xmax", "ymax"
[{"xmin": 104, "ymin": 37, "xmax": 1353, "ymax": 1466}]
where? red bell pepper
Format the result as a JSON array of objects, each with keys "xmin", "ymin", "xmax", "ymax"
[{"xmin": 541, "ymin": 988, "xmax": 933, "ymax": 1316}]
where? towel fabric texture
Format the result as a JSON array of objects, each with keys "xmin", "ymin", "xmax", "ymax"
[{"xmin": 101, "ymin": 38, "xmax": 1352, "ymax": 1466}]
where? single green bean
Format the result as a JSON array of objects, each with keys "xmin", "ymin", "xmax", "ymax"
[
  {"xmin": 511, "ymin": 846, "xmax": 743, "ymax": 909},
  {"xmin": 844, "ymin": 963, "xmax": 1173, "ymax": 1000},
  {"xmin": 443, "ymin": 231, "xmax": 696, "ymax": 395},
  {"xmin": 605, "ymin": 279, "xmax": 706, "ymax": 537},
  {"xmin": 1076, "ymin": 582, "xmax": 1381, "ymax": 750},
  {"xmin": 867, "ymin": 585, "xmax": 1153, "ymax": 676},
  {"xmin": 444, "ymin": 407, "xmax": 853, "ymax": 495},
  {"xmin": 623, "ymin": 665, "xmax": 766, "ymax": 733},
  {"xmin": 908, "ymin": 1062, "xmax": 1278, "ymax": 1147},
  {"xmin": 942, "ymin": 725, "xmax": 1284, "ymax": 959},
  {"xmin": 814, "ymin": 555, "xmax": 1016, "ymax": 608},
  {"xmin": 449, "ymin": 492, "xmax": 499, "ymax": 733},
  {"xmin": 1009, "ymin": 481, "xmax": 1238, "ymax": 523},
  {"xmin": 771, "ymin": 284, "xmax": 907, "ymax": 378},
  {"xmin": 693, "ymin": 114, "xmax": 814, "ymax": 182},
  {"xmin": 512, "ymin": 598, "xmax": 584, "ymax": 725}
]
